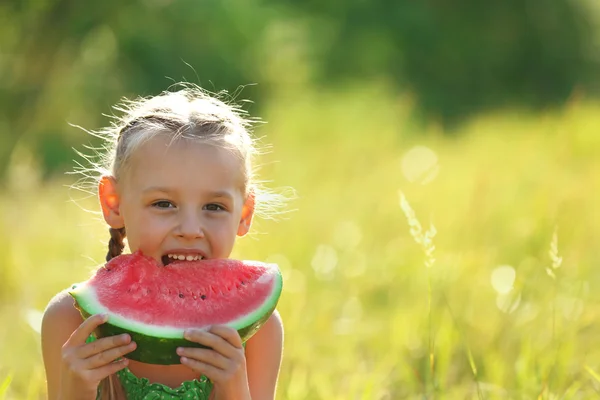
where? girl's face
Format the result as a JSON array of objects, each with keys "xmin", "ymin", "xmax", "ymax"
[{"xmin": 99, "ymin": 135, "xmax": 254, "ymax": 265}]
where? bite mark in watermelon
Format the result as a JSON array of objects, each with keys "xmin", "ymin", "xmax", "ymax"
[{"xmin": 69, "ymin": 251, "xmax": 282, "ymax": 365}]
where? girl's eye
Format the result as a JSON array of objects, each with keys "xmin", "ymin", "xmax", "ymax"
[
  {"xmin": 204, "ymin": 203, "xmax": 225, "ymax": 211},
  {"xmin": 152, "ymin": 200, "xmax": 175, "ymax": 209}
]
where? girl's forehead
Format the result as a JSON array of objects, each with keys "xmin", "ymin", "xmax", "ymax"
[{"xmin": 122, "ymin": 135, "xmax": 246, "ymax": 194}]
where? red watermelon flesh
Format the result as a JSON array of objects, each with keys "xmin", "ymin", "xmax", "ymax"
[{"xmin": 69, "ymin": 251, "xmax": 282, "ymax": 364}]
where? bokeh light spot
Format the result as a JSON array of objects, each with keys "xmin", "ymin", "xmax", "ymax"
[
  {"xmin": 491, "ymin": 265, "xmax": 516, "ymax": 294},
  {"xmin": 311, "ymin": 245, "xmax": 338, "ymax": 280},
  {"xmin": 24, "ymin": 308, "xmax": 43, "ymax": 334},
  {"xmin": 401, "ymin": 146, "xmax": 439, "ymax": 184},
  {"xmin": 558, "ymin": 295, "xmax": 584, "ymax": 320},
  {"xmin": 334, "ymin": 297, "xmax": 363, "ymax": 335}
]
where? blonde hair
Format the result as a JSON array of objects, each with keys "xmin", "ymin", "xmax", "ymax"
[{"xmin": 104, "ymin": 85, "xmax": 257, "ymax": 187}]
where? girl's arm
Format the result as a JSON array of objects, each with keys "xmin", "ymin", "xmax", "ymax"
[
  {"xmin": 245, "ymin": 310, "xmax": 284, "ymax": 400},
  {"xmin": 42, "ymin": 291, "xmax": 85, "ymax": 399},
  {"xmin": 41, "ymin": 290, "xmax": 134, "ymax": 400}
]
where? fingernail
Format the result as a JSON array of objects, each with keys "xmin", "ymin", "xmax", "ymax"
[
  {"xmin": 101, "ymin": 313, "xmax": 109, "ymax": 322},
  {"xmin": 176, "ymin": 347, "xmax": 183, "ymax": 355},
  {"xmin": 181, "ymin": 356, "xmax": 188, "ymax": 363}
]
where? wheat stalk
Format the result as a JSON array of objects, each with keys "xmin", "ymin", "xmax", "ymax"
[
  {"xmin": 399, "ymin": 191, "xmax": 436, "ymax": 269},
  {"xmin": 545, "ymin": 227, "xmax": 562, "ymax": 341},
  {"xmin": 398, "ymin": 190, "xmax": 438, "ymax": 393},
  {"xmin": 546, "ymin": 228, "xmax": 562, "ymax": 280},
  {"xmin": 543, "ymin": 227, "xmax": 563, "ymax": 396}
]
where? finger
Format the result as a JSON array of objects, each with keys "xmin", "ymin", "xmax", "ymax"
[
  {"xmin": 208, "ymin": 325, "xmax": 243, "ymax": 349},
  {"xmin": 180, "ymin": 357, "xmax": 224, "ymax": 382},
  {"xmin": 176, "ymin": 347, "xmax": 229, "ymax": 370},
  {"xmin": 65, "ymin": 314, "xmax": 108, "ymax": 346},
  {"xmin": 85, "ymin": 341, "xmax": 137, "ymax": 369},
  {"xmin": 184, "ymin": 329, "xmax": 238, "ymax": 357},
  {"xmin": 76, "ymin": 333, "xmax": 132, "ymax": 359},
  {"xmin": 88, "ymin": 357, "xmax": 130, "ymax": 381}
]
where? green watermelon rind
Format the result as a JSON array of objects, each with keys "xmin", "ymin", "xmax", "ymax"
[
  {"xmin": 77, "ymin": 303, "xmax": 277, "ymax": 365},
  {"xmin": 68, "ymin": 265, "xmax": 283, "ymax": 365}
]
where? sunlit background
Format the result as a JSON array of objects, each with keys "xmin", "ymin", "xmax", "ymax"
[{"xmin": 1, "ymin": 1, "xmax": 600, "ymax": 398}]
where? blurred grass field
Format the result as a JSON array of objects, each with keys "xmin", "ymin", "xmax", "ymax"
[{"xmin": 1, "ymin": 86, "xmax": 600, "ymax": 399}]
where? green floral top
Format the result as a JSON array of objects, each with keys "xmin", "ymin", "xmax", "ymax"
[
  {"xmin": 87, "ymin": 336, "xmax": 213, "ymax": 399},
  {"xmin": 115, "ymin": 367, "xmax": 212, "ymax": 400}
]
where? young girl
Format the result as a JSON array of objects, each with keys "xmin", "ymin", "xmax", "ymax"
[{"xmin": 41, "ymin": 85, "xmax": 284, "ymax": 400}]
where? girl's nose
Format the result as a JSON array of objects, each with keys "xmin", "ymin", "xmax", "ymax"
[{"xmin": 176, "ymin": 211, "xmax": 205, "ymax": 239}]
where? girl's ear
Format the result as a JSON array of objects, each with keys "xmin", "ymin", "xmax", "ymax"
[
  {"xmin": 237, "ymin": 192, "xmax": 255, "ymax": 237},
  {"xmin": 99, "ymin": 176, "xmax": 125, "ymax": 229}
]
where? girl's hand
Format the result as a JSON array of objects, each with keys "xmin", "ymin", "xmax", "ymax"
[
  {"xmin": 59, "ymin": 313, "xmax": 137, "ymax": 399},
  {"xmin": 177, "ymin": 326, "xmax": 250, "ymax": 400}
]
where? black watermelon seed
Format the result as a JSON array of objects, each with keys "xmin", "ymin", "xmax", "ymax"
[
  {"xmin": 200, "ymin": 295, "xmax": 207, "ymax": 300},
  {"xmin": 179, "ymin": 293, "xmax": 184, "ymax": 298},
  {"xmin": 241, "ymin": 281, "xmax": 246, "ymax": 285}
]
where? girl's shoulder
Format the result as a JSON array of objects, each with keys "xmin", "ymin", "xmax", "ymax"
[
  {"xmin": 43, "ymin": 289, "xmax": 82, "ymax": 323},
  {"xmin": 247, "ymin": 309, "xmax": 284, "ymax": 346},
  {"xmin": 245, "ymin": 309, "xmax": 284, "ymax": 359},
  {"xmin": 41, "ymin": 289, "xmax": 83, "ymax": 341}
]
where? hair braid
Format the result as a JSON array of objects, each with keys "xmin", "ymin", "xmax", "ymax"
[
  {"xmin": 106, "ymin": 227, "xmax": 126, "ymax": 262},
  {"xmin": 99, "ymin": 374, "xmax": 126, "ymax": 400}
]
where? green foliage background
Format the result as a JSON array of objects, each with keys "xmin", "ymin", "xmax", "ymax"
[
  {"xmin": 2, "ymin": 0, "xmax": 599, "ymax": 177},
  {"xmin": 1, "ymin": 1, "xmax": 600, "ymax": 398}
]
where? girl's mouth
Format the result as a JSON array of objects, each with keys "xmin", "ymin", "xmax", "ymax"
[{"xmin": 161, "ymin": 253, "xmax": 205, "ymax": 266}]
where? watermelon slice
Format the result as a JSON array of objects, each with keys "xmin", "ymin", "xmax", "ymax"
[{"xmin": 69, "ymin": 251, "xmax": 282, "ymax": 365}]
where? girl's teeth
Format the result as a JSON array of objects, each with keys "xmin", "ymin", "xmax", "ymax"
[{"xmin": 167, "ymin": 254, "xmax": 204, "ymax": 261}]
